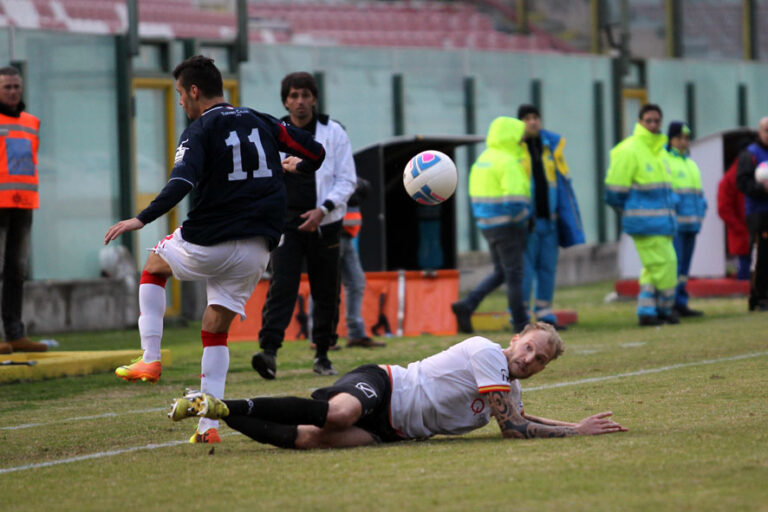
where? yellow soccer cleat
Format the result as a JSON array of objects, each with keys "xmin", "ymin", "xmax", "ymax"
[
  {"xmin": 189, "ymin": 427, "xmax": 221, "ymax": 444},
  {"xmin": 115, "ymin": 357, "xmax": 161, "ymax": 383},
  {"xmin": 169, "ymin": 390, "xmax": 229, "ymax": 422}
]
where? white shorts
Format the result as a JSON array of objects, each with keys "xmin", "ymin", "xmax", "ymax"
[{"xmin": 154, "ymin": 228, "xmax": 270, "ymax": 318}]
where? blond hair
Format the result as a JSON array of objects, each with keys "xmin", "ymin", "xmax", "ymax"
[{"xmin": 520, "ymin": 321, "xmax": 564, "ymax": 360}]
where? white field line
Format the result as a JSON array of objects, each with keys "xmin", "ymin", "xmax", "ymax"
[
  {"xmin": 0, "ymin": 407, "xmax": 167, "ymax": 431},
  {"xmin": 524, "ymin": 351, "xmax": 768, "ymax": 392},
  {"xmin": 0, "ymin": 351, "xmax": 766, "ymax": 475},
  {"xmin": 0, "ymin": 433, "xmax": 238, "ymax": 475},
  {"xmin": 1, "ymin": 392, "xmax": 291, "ymax": 431}
]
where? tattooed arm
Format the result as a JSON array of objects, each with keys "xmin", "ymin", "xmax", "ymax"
[
  {"xmin": 487, "ymin": 391, "xmax": 627, "ymax": 439},
  {"xmin": 522, "ymin": 413, "xmax": 576, "ymax": 427}
]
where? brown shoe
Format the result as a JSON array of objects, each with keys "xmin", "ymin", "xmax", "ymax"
[
  {"xmin": 346, "ymin": 337, "xmax": 386, "ymax": 348},
  {"xmin": 8, "ymin": 337, "xmax": 48, "ymax": 352},
  {"xmin": 0, "ymin": 341, "xmax": 11, "ymax": 354}
]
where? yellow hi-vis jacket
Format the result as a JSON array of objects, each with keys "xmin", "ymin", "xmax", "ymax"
[
  {"xmin": 469, "ymin": 116, "xmax": 530, "ymax": 230},
  {"xmin": 605, "ymin": 122, "xmax": 677, "ymax": 236}
]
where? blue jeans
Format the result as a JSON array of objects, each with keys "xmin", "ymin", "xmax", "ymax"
[
  {"xmin": 0, "ymin": 208, "xmax": 32, "ymax": 340},
  {"xmin": 339, "ymin": 236, "xmax": 367, "ymax": 339},
  {"xmin": 522, "ymin": 218, "xmax": 559, "ymax": 323},
  {"xmin": 462, "ymin": 223, "xmax": 528, "ymax": 332},
  {"xmin": 673, "ymin": 231, "xmax": 698, "ymax": 308}
]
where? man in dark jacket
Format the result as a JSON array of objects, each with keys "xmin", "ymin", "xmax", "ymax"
[{"xmin": 736, "ymin": 117, "xmax": 768, "ymax": 311}]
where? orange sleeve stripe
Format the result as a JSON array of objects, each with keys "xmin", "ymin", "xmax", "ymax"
[{"xmin": 478, "ymin": 385, "xmax": 511, "ymax": 394}]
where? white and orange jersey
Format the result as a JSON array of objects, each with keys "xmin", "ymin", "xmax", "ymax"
[{"xmin": 386, "ymin": 336, "xmax": 522, "ymax": 439}]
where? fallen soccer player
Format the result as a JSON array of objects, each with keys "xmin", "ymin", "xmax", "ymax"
[{"xmin": 169, "ymin": 322, "xmax": 628, "ymax": 448}]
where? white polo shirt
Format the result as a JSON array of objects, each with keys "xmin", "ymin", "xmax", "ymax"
[{"xmin": 386, "ymin": 337, "xmax": 523, "ymax": 439}]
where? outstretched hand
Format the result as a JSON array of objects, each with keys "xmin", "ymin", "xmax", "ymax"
[
  {"xmin": 575, "ymin": 411, "xmax": 628, "ymax": 436},
  {"xmin": 104, "ymin": 218, "xmax": 144, "ymax": 245}
]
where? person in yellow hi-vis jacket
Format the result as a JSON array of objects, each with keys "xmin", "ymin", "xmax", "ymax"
[
  {"xmin": 665, "ymin": 121, "xmax": 707, "ymax": 318},
  {"xmin": 451, "ymin": 117, "xmax": 531, "ymax": 334},
  {"xmin": 605, "ymin": 104, "xmax": 679, "ymax": 327}
]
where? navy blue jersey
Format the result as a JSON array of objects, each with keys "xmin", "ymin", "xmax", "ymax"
[{"xmin": 138, "ymin": 103, "xmax": 325, "ymax": 247}]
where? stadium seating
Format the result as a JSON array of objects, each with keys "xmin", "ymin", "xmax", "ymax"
[{"xmin": 0, "ymin": 0, "xmax": 569, "ymax": 53}]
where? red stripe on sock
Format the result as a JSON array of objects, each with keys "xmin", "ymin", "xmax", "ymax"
[
  {"xmin": 201, "ymin": 330, "xmax": 228, "ymax": 347},
  {"xmin": 140, "ymin": 271, "xmax": 167, "ymax": 287}
]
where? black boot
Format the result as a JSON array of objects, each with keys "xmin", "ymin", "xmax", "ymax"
[
  {"xmin": 674, "ymin": 305, "xmax": 704, "ymax": 317},
  {"xmin": 451, "ymin": 302, "xmax": 474, "ymax": 334},
  {"xmin": 638, "ymin": 315, "xmax": 663, "ymax": 327}
]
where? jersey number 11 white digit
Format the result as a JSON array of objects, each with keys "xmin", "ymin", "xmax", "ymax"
[{"xmin": 226, "ymin": 129, "xmax": 272, "ymax": 181}]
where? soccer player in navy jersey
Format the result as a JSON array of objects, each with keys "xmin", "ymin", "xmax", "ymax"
[{"xmin": 104, "ymin": 55, "xmax": 325, "ymax": 443}]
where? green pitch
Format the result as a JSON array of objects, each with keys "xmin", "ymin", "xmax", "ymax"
[{"xmin": 0, "ymin": 282, "xmax": 766, "ymax": 512}]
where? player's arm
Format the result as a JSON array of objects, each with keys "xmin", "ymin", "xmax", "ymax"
[
  {"xmin": 105, "ymin": 129, "xmax": 200, "ymax": 244},
  {"xmin": 521, "ymin": 412, "xmax": 577, "ymax": 427},
  {"xmin": 104, "ymin": 178, "xmax": 193, "ymax": 244},
  {"xmin": 487, "ymin": 391, "xmax": 627, "ymax": 439},
  {"xmin": 275, "ymin": 122, "xmax": 325, "ymax": 174}
]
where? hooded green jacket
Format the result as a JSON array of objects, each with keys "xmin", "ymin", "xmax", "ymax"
[{"xmin": 469, "ymin": 117, "xmax": 531, "ymax": 229}]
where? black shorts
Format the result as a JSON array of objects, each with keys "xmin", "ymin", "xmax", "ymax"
[{"xmin": 311, "ymin": 364, "xmax": 405, "ymax": 444}]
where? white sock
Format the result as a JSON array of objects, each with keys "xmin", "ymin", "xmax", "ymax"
[
  {"xmin": 199, "ymin": 345, "xmax": 229, "ymax": 432},
  {"xmin": 138, "ymin": 283, "xmax": 165, "ymax": 362}
]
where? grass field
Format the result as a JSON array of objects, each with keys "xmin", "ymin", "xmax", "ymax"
[{"xmin": 1, "ymin": 282, "xmax": 766, "ymax": 512}]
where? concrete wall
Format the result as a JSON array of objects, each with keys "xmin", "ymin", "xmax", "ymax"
[
  {"xmin": 457, "ymin": 242, "xmax": 618, "ymax": 293},
  {"xmin": 14, "ymin": 279, "xmax": 138, "ymax": 335},
  {"xmin": 9, "ymin": 242, "xmax": 619, "ymax": 335}
]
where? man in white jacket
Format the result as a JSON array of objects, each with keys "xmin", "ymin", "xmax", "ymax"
[{"xmin": 253, "ymin": 72, "xmax": 357, "ymax": 378}]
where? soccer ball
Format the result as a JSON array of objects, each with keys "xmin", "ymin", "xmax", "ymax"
[
  {"xmin": 403, "ymin": 150, "xmax": 458, "ymax": 205},
  {"xmin": 755, "ymin": 161, "xmax": 768, "ymax": 183}
]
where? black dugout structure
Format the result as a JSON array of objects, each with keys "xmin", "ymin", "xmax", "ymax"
[{"xmin": 353, "ymin": 135, "xmax": 485, "ymax": 272}]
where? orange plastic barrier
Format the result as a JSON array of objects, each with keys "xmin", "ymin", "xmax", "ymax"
[{"xmin": 228, "ymin": 270, "xmax": 459, "ymax": 342}]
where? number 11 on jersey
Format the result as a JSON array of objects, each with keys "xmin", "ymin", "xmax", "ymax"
[{"xmin": 225, "ymin": 129, "xmax": 272, "ymax": 181}]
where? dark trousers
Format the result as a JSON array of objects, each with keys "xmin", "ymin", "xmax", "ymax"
[
  {"xmin": 673, "ymin": 231, "xmax": 698, "ymax": 308},
  {"xmin": 462, "ymin": 223, "xmax": 528, "ymax": 332},
  {"xmin": 260, "ymin": 221, "xmax": 342, "ymax": 354},
  {"xmin": 746, "ymin": 213, "xmax": 768, "ymax": 308},
  {"xmin": 0, "ymin": 209, "xmax": 32, "ymax": 341}
]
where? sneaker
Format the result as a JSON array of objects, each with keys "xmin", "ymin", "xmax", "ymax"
[
  {"xmin": 346, "ymin": 337, "xmax": 386, "ymax": 348},
  {"xmin": 189, "ymin": 427, "xmax": 221, "ymax": 444},
  {"xmin": 169, "ymin": 390, "xmax": 229, "ymax": 421},
  {"xmin": 673, "ymin": 305, "xmax": 704, "ymax": 317},
  {"xmin": 0, "ymin": 341, "xmax": 11, "ymax": 354},
  {"xmin": 638, "ymin": 315, "xmax": 663, "ymax": 327},
  {"xmin": 313, "ymin": 357, "xmax": 338, "ymax": 376},
  {"xmin": 115, "ymin": 357, "xmax": 161, "ymax": 383},
  {"xmin": 451, "ymin": 302, "xmax": 474, "ymax": 334},
  {"xmin": 8, "ymin": 337, "xmax": 48, "ymax": 352},
  {"xmin": 251, "ymin": 352, "xmax": 277, "ymax": 380}
]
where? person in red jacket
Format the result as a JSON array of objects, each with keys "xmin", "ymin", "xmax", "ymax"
[{"xmin": 717, "ymin": 158, "xmax": 751, "ymax": 280}]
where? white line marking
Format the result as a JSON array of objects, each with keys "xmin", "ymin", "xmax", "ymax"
[
  {"xmin": 0, "ymin": 439, "xmax": 189, "ymax": 475},
  {"xmin": 1, "ymin": 351, "xmax": 766, "ymax": 475},
  {"xmin": 524, "ymin": 351, "xmax": 768, "ymax": 392},
  {"xmin": 0, "ymin": 407, "xmax": 167, "ymax": 431},
  {"xmin": 0, "ymin": 432, "xmax": 239, "ymax": 475}
]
